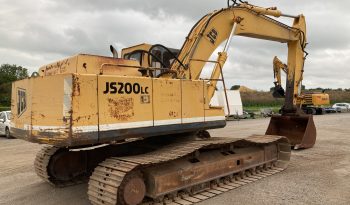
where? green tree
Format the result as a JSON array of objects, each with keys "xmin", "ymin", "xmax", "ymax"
[{"xmin": 0, "ymin": 64, "xmax": 29, "ymax": 106}]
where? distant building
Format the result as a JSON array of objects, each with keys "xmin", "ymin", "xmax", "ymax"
[{"xmin": 211, "ymin": 90, "xmax": 243, "ymax": 116}]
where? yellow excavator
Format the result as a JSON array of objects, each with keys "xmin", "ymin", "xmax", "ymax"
[
  {"xmin": 272, "ymin": 56, "xmax": 330, "ymax": 115},
  {"xmin": 11, "ymin": 1, "xmax": 315, "ymax": 205}
]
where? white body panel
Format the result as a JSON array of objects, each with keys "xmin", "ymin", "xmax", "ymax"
[
  {"xmin": 210, "ymin": 90, "xmax": 243, "ymax": 116},
  {"xmin": 0, "ymin": 111, "xmax": 11, "ymax": 135}
]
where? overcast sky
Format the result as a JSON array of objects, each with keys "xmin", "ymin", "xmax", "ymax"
[{"xmin": 1, "ymin": 0, "xmax": 349, "ymax": 90}]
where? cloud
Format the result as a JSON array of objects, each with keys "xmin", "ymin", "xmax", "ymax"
[{"xmin": 0, "ymin": 0, "xmax": 349, "ymax": 89}]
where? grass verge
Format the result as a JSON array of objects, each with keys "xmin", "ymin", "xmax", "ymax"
[{"xmin": 0, "ymin": 107, "xmax": 10, "ymax": 112}]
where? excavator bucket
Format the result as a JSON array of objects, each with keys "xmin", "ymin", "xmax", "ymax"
[{"xmin": 266, "ymin": 115, "xmax": 316, "ymax": 149}]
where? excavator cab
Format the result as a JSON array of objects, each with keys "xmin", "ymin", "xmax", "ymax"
[
  {"xmin": 266, "ymin": 114, "xmax": 316, "ymax": 149},
  {"xmin": 121, "ymin": 43, "xmax": 180, "ymax": 77}
]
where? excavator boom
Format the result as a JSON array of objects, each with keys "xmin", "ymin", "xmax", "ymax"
[{"xmin": 168, "ymin": 3, "xmax": 315, "ymax": 149}]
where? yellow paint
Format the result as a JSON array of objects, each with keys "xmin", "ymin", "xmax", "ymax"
[
  {"xmin": 181, "ymin": 80, "xmax": 205, "ymax": 122},
  {"xmin": 38, "ymin": 54, "xmax": 141, "ymax": 76},
  {"xmin": 72, "ymin": 74, "xmax": 99, "ymax": 134},
  {"xmin": 153, "ymin": 78, "xmax": 181, "ymax": 124},
  {"xmin": 11, "ymin": 78, "xmax": 32, "ymax": 139},
  {"xmin": 98, "ymin": 76, "xmax": 153, "ymax": 124},
  {"xmin": 299, "ymin": 93, "xmax": 330, "ymax": 107}
]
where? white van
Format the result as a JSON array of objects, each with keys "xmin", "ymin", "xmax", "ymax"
[
  {"xmin": 332, "ymin": 103, "xmax": 350, "ymax": 112},
  {"xmin": 0, "ymin": 111, "xmax": 12, "ymax": 138}
]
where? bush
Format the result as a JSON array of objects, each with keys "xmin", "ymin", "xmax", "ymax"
[{"xmin": 0, "ymin": 64, "xmax": 29, "ymax": 106}]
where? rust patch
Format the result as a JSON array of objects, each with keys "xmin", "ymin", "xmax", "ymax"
[
  {"xmin": 62, "ymin": 116, "xmax": 70, "ymax": 124},
  {"xmin": 74, "ymin": 115, "xmax": 92, "ymax": 123},
  {"xmin": 169, "ymin": 111, "xmax": 178, "ymax": 118},
  {"xmin": 62, "ymin": 110, "xmax": 73, "ymax": 124},
  {"xmin": 108, "ymin": 97, "xmax": 135, "ymax": 121},
  {"xmin": 72, "ymin": 76, "xmax": 81, "ymax": 96}
]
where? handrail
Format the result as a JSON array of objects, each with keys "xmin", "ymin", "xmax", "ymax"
[{"xmin": 189, "ymin": 58, "xmax": 231, "ymax": 117}]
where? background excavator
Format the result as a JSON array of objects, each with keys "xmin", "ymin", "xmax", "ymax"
[
  {"xmin": 11, "ymin": 1, "xmax": 315, "ymax": 205},
  {"xmin": 273, "ymin": 56, "xmax": 330, "ymax": 115}
]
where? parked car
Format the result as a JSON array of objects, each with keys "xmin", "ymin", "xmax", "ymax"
[
  {"xmin": 332, "ymin": 103, "xmax": 350, "ymax": 112},
  {"xmin": 0, "ymin": 111, "xmax": 12, "ymax": 138},
  {"xmin": 324, "ymin": 107, "xmax": 337, "ymax": 113}
]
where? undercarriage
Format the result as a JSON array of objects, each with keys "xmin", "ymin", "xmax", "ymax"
[{"xmin": 34, "ymin": 134, "xmax": 290, "ymax": 205}]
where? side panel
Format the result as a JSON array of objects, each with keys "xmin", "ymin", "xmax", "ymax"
[
  {"xmin": 181, "ymin": 80, "xmax": 205, "ymax": 123},
  {"xmin": 12, "ymin": 75, "xmax": 226, "ymax": 147},
  {"xmin": 71, "ymin": 74, "xmax": 99, "ymax": 143},
  {"xmin": 204, "ymin": 83, "xmax": 226, "ymax": 123},
  {"xmin": 11, "ymin": 79, "xmax": 33, "ymax": 140},
  {"xmin": 98, "ymin": 76, "xmax": 153, "ymax": 142},
  {"xmin": 31, "ymin": 75, "xmax": 69, "ymax": 144},
  {"xmin": 153, "ymin": 79, "xmax": 181, "ymax": 126},
  {"xmin": 205, "ymin": 107, "xmax": 226, "ymax": 123}
]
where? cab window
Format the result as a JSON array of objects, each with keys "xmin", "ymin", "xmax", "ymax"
[{"xmin": 124, "ymin": 51, "xmax": 143, "ymax": 65}]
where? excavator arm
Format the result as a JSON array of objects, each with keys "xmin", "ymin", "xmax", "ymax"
[
  {"xmin": 170, "ymin": 3, "xmax": 315, "ymax": 149},
  {"xmin": 170, "ymin": 3, "xmax": 307, "ymax": 114},
  {"xmin": 272, "ymin": 56, "xmax": 288, "ymax": 98},
  {"xmin": 273, "ymin": 57, "xmax": 288, "ymax": 87}
]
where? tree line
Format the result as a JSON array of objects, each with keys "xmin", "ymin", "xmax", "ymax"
[{"xmin": 0, "ymin": 64, "xmax": 29, "ymax": 107}]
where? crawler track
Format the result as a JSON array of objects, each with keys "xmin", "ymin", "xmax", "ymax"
[
  {"xmin": 88, "ymin": 135, "xmax": 290, "ymax": 205},
  {"xmin": 34, "ymin": 146, "xmax": 60, "ymax": 186},
  {"xmin": 139, "ymin": 166, "xmax": 285, "ymax": 205},
  {"xmin": 34, "ymin": 146, "xmax": 89, "ymax": 187}
]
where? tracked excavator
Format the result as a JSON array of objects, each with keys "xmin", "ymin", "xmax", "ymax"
[
  {"xmin": 272, "ymin": 56, "xmax": 330, "ymax": 115},
  {"xmin": 11, "ymin": 1, "xmax": 316, "ymax": 204}
]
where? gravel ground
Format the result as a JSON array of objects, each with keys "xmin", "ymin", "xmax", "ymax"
[{"xmin": 0, "ymin": 113, "xmax": 349, "ymax": 205}]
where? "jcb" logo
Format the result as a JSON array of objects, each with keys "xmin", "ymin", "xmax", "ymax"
[{"xmin": 207, "ymin": 28, "xmax": 218, "ymax": 44}]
